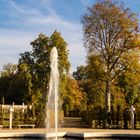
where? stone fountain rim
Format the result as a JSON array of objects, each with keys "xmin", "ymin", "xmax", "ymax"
[{"xmin": 0, "ymin": 130, "xmax": 140, "ymax": 139}]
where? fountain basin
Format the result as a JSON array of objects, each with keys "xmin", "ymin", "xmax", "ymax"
[
  {"xmin": 0, "ymin": 128, "xmax": 139, "ymax": 139},
  {"xmin": 0, "ymin": 130, "xmax": 66, "ymax": 139}
]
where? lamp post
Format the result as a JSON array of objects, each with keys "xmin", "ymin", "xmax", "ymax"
[
  {"xmin": 9, "ymin": 106, "xmax": 14, "ymax": 129},
  {"xmin": 130, "ymin": 106, "xmax": 135, "ymax": 129}
]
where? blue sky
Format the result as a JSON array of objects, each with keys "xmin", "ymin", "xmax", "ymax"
[{"xmin": 0, "ymin": 0, "xmax": 140, "ymax": 72}]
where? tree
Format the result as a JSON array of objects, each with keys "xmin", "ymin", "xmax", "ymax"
[
  {"xmin": 117, "ymin": 50, "xmax": 140, "ymax": 107},
  {"xmin": 1, "ymin": 63, "xmax": 17, "ymax": 76},
  {"xmin": 18, "ymin": 31, "xmax": 70, "ymax": 126},
  {"xmin": 0, "ymin": 63, "xmax": 19, "ymax": 104},
  {"xmin": 0, "ymin": 75, "xmax": 10, "ymax": 103},
  {"xmin": 0, "ymin": 63, "xmax": 27, "ymax": 104},
  {"xmin": 73, "ymin": 65, "xmax": 88, "ymax": 81},
  {"xmin": 73, "ymin": 64, "xmax": 105, "ymax": 110},
  {"xmin": 62, "ymin": 76, "xmax": 86, "ymax": 116},
  {"xmin": 6, "ymin": 73, "xmax": 26, "ymax": 104},
  {"xmin": 82, "ymin": 0, "xmax": 140, "ymax": 112}
]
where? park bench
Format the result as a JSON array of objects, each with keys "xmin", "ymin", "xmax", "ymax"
[
  {"xmin": 18, "ymin": 124, "xmax": 35, "ymax": 129},
  {"xmin": 109, "ymin": 124, "xmax": 122, "ymax": 129}
]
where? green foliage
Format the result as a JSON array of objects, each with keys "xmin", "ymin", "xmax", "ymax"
[
  {"xmin": 17, "ymin": 31, "xmax": 70, "ymax": 126},
  {"xmin": 0, "ymin": 30, "xmax": 73, "ymax": 127},
  {"xmin": 0, "ymin": 76, "xmax": 10, "ymax": 103},
  {"xmin": 6, "ymin": 73, "xmax": 26, "ymax": 104},
  {"xmin": 1, "ymin": 63, "xmax": 17, "ymax": 77},
  {"xmin": 73, "ymin": 65, "xmax": 88, "ymax": 81},
  {"xmin": 117, "ymin": 50, "xmax": 140, "ymax": 107},
  {"xmin": 0, "ymin": 72, "xmax": 26, "ymax": 104},
  {"xmin": 50, "ymin": 31, "xmax": 70, "ymax": 74}
]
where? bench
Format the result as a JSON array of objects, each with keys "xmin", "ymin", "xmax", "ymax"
[
  {"xmin": 109, "ymin": 124, "xmax": 122, "ymax": 129},
  {"xmin": 18, "ymin": 124, "xmax": 35, "ymax": 129}
]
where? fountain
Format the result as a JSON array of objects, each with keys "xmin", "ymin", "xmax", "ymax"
[
  {"xmin": 0, "ymin": 48, "xmax": 139, "ymax": 140},
  {"xmin": 46, "ymin": 47, "xmax": 59, "ymax": 139}
]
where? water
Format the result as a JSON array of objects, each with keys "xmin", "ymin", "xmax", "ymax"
[
  {"xmin": 0, "ymin": 138, "xmax": 135, "ymax": 140},
  {"xmin": 46, "ymin": 47, "xmax": 59, "ymax": 139}
]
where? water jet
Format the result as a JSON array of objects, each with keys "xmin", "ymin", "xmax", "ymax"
[{"xmin": 46, "ymin": 47, "xmax": 59, "ymax": 139}]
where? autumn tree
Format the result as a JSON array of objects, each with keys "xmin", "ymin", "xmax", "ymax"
[
  {"xmin": 1, "ymin": 63, "xmax": 17, "ymax": 77},
  {"xmin": 117, "ymin": 50, "xmax": 140, "ymax": 108},
  {"xmin": 73, "ymin": 66, "xmax": 90, "ymax": 106},
  {"xmin": 18, "ymin": 31, "xmax": 70, "ymax": 126},
  {"xmin": 63, "ymin": 76, "xmax": 86, "ymax": 116},
  {"xmin": 73, "ymin": 64, "xmax": 105, "ymax": 110},
  {"xmin": 82, "ymin": 0, "xmax": 140, "ymax": 113}
]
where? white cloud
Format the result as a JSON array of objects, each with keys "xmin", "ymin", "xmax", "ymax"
[
  {"xmin": 0, "ymin": 0, "xmax": 86, "ymax": 72},
  {"xmin": 0, "ymin": 27, "xmax": 86, "ymax": 72},
  {"xmin": 9, "ymin": 1, "xmax": 81, "ymax": 31},
  {"xmin": 0, "ymin": 29, "xmax": 34, "ymax": 70}
]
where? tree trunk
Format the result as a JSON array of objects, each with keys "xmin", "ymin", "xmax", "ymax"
[
  {"xmin": 105, "ymin": 81, "xmax": 111, "ymax": 112},
  {"xmin": 104, "ymin": 81, "xmax": 111, "ymax": 128}
]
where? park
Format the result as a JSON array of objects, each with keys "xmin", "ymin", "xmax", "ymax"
[{"xmin": 0, "ymin": 0, "xmax": 140, "ymax": 139}]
